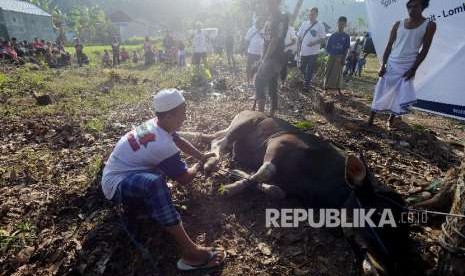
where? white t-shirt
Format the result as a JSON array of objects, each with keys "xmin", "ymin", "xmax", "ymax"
[
  {"xmin": 245, "ymin": 26, "xmax": 265, "ymax": 56},
  {"xmin": 101, "ymin": 119, "xmax": 187, "ymax": 200},
  {"xmin": 193, "ymin": 31, "xmax": 207, "ymax": 54},
  {"xmin": 297, "ymin": 21, "xmax": 326, "ymax": 56},
  {"xmin": 284, "ymin": 26, "xmax": 297, "ymax": 53}
]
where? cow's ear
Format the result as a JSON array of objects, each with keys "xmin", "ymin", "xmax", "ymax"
[{"xmin": 345, "ymin": 154, "xmax": 367, "ymax": 188}]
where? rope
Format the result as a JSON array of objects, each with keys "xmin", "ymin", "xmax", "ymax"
[
  {"xmin": 376, "ymin": 194, "xmax": 465, "ymax": 220},
  {"xmin": 439, "ymin": 216, "xmax": 465, "ymax": 257},
  {"xmin": 117, "ymin": 206, "xmax": 160, "ymax": 274},
  {"xmin": 369, "ymin": 194, "xmax": 465, "ymax": 257},
  {"xmin": 349, "ymin": 191, "xmax": 392, "ymax": 259}
]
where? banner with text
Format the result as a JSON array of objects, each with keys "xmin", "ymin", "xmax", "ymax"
[{"xmin": 365, "ymin": 0, "xmax": 465, "ymax": 120}]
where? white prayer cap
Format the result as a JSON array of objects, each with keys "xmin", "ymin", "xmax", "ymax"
[{"xmin": 153, "ymin": 89, "xmax": 185, "ymax": 113}]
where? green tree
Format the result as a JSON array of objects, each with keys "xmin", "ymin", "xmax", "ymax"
[{"xmin": 356, "ymin": 16, "xmax": 367, "ymax": 30}]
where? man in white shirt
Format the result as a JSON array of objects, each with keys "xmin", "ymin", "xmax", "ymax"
[
  {"xmin": 102, "ymin": 89, "xmax": 226, "ymax": 271},
  {"xmin": 296, "ymin": 7, "xmax": 326, "ymax": 91},
  {"xmin": 192, "ymin": 26, "xmax": 208, "ymax": 67},
  {"xmin": 244, "ymin": 17, "xmax": 265, "ymax": 86}
]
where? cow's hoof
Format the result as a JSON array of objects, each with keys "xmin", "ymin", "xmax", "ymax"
[
  {"xmin": 230, "ymin": 169, "xmax": 251, "ymax": 181},
  {"xmin": 203, "ymin": 157, "xmax": 219, "ymax": 175},
  {"xmin": 220, "ymin": 180, "xmax": 252, "ymax": 197},
  {"xmin": 258, "ymin": 184, "xmax": 286, "ymax": 199}
]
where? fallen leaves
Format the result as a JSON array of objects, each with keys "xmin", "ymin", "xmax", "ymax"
[{"xmin": 258, "ymin": 242, "xmax": 272, "ymax": 256}]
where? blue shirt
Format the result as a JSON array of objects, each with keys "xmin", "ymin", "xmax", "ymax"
[{"xmin": 326, "ymin": 32, "xmax": 350, "ymax": 56}]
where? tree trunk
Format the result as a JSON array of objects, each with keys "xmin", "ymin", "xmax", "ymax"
[
  {"xmin": 290, "ymin": 0, "xmax": 304, "ymax": 26},
  {"xmin": 437, "ymin": 159, "xmax": 465, "ymax": 276}
]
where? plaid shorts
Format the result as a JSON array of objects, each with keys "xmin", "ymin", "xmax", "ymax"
[{"xmin": 113, "ymin": 172, "xmax": 181, "ymax": 227}]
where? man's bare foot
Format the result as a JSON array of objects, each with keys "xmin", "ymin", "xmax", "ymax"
[
  {"xmin": 386, "ymin": 120, "xmax": 396, "ymax": 131},
  {"xmin": 387, "ymin": 115, "xmax": 396, "ymax": 130}
]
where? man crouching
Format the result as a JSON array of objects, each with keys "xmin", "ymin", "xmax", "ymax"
[{"xmin": 101, "ymin": 89, "xmax": 226, "ymax": 271}]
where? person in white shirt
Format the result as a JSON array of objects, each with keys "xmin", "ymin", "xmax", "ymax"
[
  {"xmin": 368, "ymin": 0, "xmax": 436, "ymax": 130},
  {"xmin": 192, "ymin": 25, "xmax": 208, "ymax": 67},
  {"xmin": 102, "ymin": 89, "xmax": 226, "ymax": 271},
  {"xmin": 244, "ymin": 17, "xmax": 265, "ymax": 86},
  {"xmin": 280, "ymin": 25, "xmax": 297, "ymax": 85},
  {"xmin": 296, "ymin": 7, "xmax": 326, "ymax": 91}
]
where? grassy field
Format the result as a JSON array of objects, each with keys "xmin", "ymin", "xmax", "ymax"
[
  {"xmin": 64, "ymin": 44, "xmax": 145, "ymax": 67},
  {"xmin": 0, "ymin": 60, "xmax": 193, "ymax": 128}
]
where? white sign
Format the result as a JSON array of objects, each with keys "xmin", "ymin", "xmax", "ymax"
[{"xmin": 365, "ymin": 0, "xmax": 465, "ymax": 120}]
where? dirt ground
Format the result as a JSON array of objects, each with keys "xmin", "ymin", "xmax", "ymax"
[{"xmin": 1, "ymin": 56, "xmax": 464, "ymax": 276}]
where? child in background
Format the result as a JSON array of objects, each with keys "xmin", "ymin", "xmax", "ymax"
[
  {"xmin": 356, "ymin": 53, "xmax": 367, "ymax": 77},
  {"xmin": 103, "ymin": 50, "xmax": 111, "ymax": 67},
  {"xmin": 132, "ymin": 51, "xmax": 139, "ymax": 63},
  {"xmin": 178, "ymin": 41, "xmax": 186, "ymax": 67}
]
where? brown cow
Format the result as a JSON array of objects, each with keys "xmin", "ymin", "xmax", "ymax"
[{"xmin": 180, "ymin": 111, "xmax": 424, "ymax": 275}]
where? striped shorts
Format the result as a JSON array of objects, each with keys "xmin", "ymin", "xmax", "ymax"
[{"xmin": 113, "ymin": 172, "xmax": 181, "ymax": 227}]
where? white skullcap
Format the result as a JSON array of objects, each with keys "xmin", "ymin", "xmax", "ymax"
[{"xmin": 153, "ymin": 89, "xmax": 185, "ymax": 112}]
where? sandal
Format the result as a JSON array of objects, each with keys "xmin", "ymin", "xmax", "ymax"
[{"xmin": 176, "ymin": 247, "xmax": 226, "ymax": 271}]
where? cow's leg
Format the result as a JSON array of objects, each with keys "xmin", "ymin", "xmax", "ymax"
[
  {"xmin": 254, "ymin": 139, "xmax": 286, "ymax": 198},
  {"xmin": 178, "ymin": 126, "xmax": 232, "ymax": 174},
  {"xmin": 252, "ymin": 158, "xmax": 286, "ymax": 199},
  {"xmin": 204, "ymin": 136, "xmax": 231, "ymax": 173},
  {"xmin": 257, "ymin": 184, "xmax": 286, "ymax": 199},
  {"xmin": 221, "ymin": 163, "xmax": 269, "ymax": 195},
  {"xmin": 224, "ymin": 135, "xmax": 285, "ymax": 197},
  {"xmin": 222, "ymin": 140, "xmax": 287, "ymax": 198},
  {"xmin": 178, "ymin": 128, "xmax": 229, "ymax": 145},
  {"xmin": 221, "ymin": 162, "xmax": 284, "ymax": 198},
  {"xmin": 205, "ymin": 112, "xmax": 267, "ymax": 173}
]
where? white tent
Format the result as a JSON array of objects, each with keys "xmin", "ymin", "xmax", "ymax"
[{"xmin": 365, "ymin": 0, "xmax": 465, "ymax": 120}]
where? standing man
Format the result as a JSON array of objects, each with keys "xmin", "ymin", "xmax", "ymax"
[
  {"xmin": 324, "ymin": 16, "xmax": 350, "ymax": 95},
  {"xmin": 177, "ymin": 40, "xmax": 186, "ymax": 67},
  {"xmin": 254, "ymin": 0, "xmax": 289, "ymax": 117},
  {"xmin": 368, "ymin": 0, "xmax": 436, "ymax": 129},
  {"xmin": 244, "ymin": 17, "xmax": 265, "ymax": 86},
  {"xmin": 111, "ymin": 37, "xmax": 121, "ymax": 67},
  {"xmin": 102, "ymin": 89, "xmax": 226, "ymax": 271},
  {"xmin": 144, "ymin": 36, "xmax": 153, "ymax": 66},
  {"xmin": 163, "ymin": 32, "xmax": 175, "ymax": 63},
  {"xmin": 74, "ymin": 38, "xmax": 84, "ymax": 67},
  {"xmin": 192, "ymin": 25, "xmax": 208, "ymax": 68},
  {"xmin": 296, "ymin": 8, "xmax": 326, "ymax": 91},
  {"xmin": 344, "ymin": 38, "xmax": 363, "ymax": 77},
  {"xmin": 225, "ymin": 31, "xmax": 236, "ymax": 70}
]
